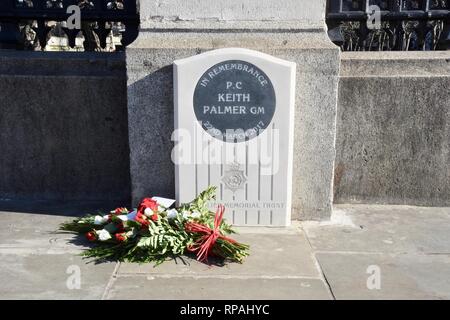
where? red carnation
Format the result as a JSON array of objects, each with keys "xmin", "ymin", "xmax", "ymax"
[
  {"xmin": 151, "ymin": 213, "xmax": 159, "ymax": 222},
  {"xmin": 135, "ymin": 212, "xmax": 150, "ymax": 227},
  {"xmin": 115, "ymin": 233, "xmax": 127, "ymax": 242},
  {"xmin": 85, "ymin": 231, "xmax": 97, "ymax": 242},
  {"xmin": 137, "ymin": 198, "xmax": 159, "ymax": 216}
]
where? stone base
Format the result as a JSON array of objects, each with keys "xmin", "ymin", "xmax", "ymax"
[{"xmin": 126, "ymin": 25, "xmax": 340, "ymax": 220}]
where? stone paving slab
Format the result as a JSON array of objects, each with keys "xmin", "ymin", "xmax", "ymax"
[
  {"xmin": 2, "ymin": 205, "xmax": 450, "ymax": 300},
  {"xmin": 0, "ymin": 253, "xmax": 115, "ymax": 299},
  {"xmin": 118, "ymin": 225, "xmax": 321, "ymax": 279},
  {"xmin": 0, "ymin": 211, "xmax": 116, "ymax": 299},
  {"xmin": 395, "ymin": 253, "xmax": 450, "ymax": 299},
  {"xmin": 106, "ymin": 276, "xmax": 331, "ymax": 300},
  {"xmin": 303, "ymin": 204, "xmax": 450, "ymax": 254},
  {"xmin": 0, "ymin": 211, "xmax": 89, "ymax": 254},
  {"xmin": 316, "ymin": 252, "xmax": 450, "ymax": 300},
  {"xmin": 0, "ymin": 211, "xmax": 73, "ymax": 243},
  {"xmin": 113, "ymin": 225, "xmax": 329, "ymax": 300},
  {"xmin": 0, "ymin": 211, "xmax": 328, "ymax": 300},
  {"xmin": 304, "ymin": 204, "xmax": 450, "ymax": 300}
]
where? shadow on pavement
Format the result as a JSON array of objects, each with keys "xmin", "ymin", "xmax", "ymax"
[{"xmin": 0, "ymin": 199, "xmax": 131, "ymax": 217}]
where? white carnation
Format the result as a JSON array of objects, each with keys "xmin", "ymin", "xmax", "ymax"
[
  {"xmin": 182, "ymin": 211, "xmax": 190, "ymax": 219},
  {"xmin": 167, "ymin": 209, "xmax": 178, "ymax": 220},
  {"xmin": 181, "ymin": 210, "xmax": 201, "ymax": 219},
  {"xmin": 144, "ymin": 207, "xmax": 153, "ymax": 218},
  {"xmin": 191, "ymin": 211, "xmax": 201, "ymax": 218},
  {"xmin": 96, "ymin": 229, "xmax": 112, "ymax": 241},
  {"xmin": 94, "ymin": 215, "xmax": 108, "ymax": 225}
]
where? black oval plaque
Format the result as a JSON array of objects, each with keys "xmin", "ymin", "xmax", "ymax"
[{"xmin": 193, "ymin": 60, "xmax": 276, "ymax": 142}]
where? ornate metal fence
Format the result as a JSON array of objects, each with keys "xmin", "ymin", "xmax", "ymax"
[
  {"xmin": 326, "ymin": 0, "xmax": 450, "ymax": 50},
  {"xmin": 0, "ymin": 0, "xmax": 139, "ymax": 51}
]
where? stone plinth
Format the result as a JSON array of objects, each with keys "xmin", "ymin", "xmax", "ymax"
[{"xmin": 126, "ymin": 0, "xmax": 340, "ymax": 220}]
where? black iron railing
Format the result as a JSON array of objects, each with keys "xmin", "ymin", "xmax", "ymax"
[
  {"xmin": 0, "ymin": 0, "xmax": 139, "ymax": 51},
  {"xmin": 326, "ymin": 0, "xmax": 450, "ymax": 50}
]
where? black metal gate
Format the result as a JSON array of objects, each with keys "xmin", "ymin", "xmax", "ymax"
[
  {"xmin": 0, "ymin": 0, "xmax": 139, "ymax": 51},
  {"xmin": 326, "ymin": 0, "xmax": 450, "ymax": 50}
]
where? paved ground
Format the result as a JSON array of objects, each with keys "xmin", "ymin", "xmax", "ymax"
[{"xmin": 0, "ymin": 203, "xmax": 449, "ymax": 299}]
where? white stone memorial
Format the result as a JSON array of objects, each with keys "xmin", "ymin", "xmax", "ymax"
[{"xmin": 173, "ymin": 48, "xmax": 296, "ymax": 226}]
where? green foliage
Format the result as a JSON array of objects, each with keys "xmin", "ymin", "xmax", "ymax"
[
  {"xmin": 179, "ymin": 185, "xmax": 217, "ymax": 215},
  {"xmin": 60, "ymin": 215, "xmax": 97, "ymax": 234},
  {"xmin": 137, "ymin": 219, "xmax": 188, "ymax": 256},
  {"xmin": 59, "ymin": 186, "xmax": 249, "ymax": 266}
]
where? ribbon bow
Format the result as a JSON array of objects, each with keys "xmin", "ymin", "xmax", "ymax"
[{"xmin": 185, "ymin": 205, "xmax": 236, "ymax": 263}]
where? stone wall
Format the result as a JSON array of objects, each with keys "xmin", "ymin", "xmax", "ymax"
[
  {"xmin": 140, "ymin": 0, "xmax": 325, "ymax": 28},
  {"xmin": 1, "ymin": 49, "xmax": 449, "ymax": 215},
  {"xmin": 334, "ymin": 51, "xmax": 450, "ymax": 206},
  {"xmin": 0, "ymin": 51, "xmax": 131, "ymax": 205}
]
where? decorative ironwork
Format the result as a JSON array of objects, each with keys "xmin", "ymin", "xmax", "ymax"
[
  {"xmin": 0, "ymin": 0, "xmax": 139, "ymax": 51},
  {"xmin": 326, "ymin": 0, "xmax": 450, "ymax": 50}
]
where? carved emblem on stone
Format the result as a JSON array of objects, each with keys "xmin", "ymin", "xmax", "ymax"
[{"xmin": 221, "ymin": 162, "xmax": 247, "ymax": 193}]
